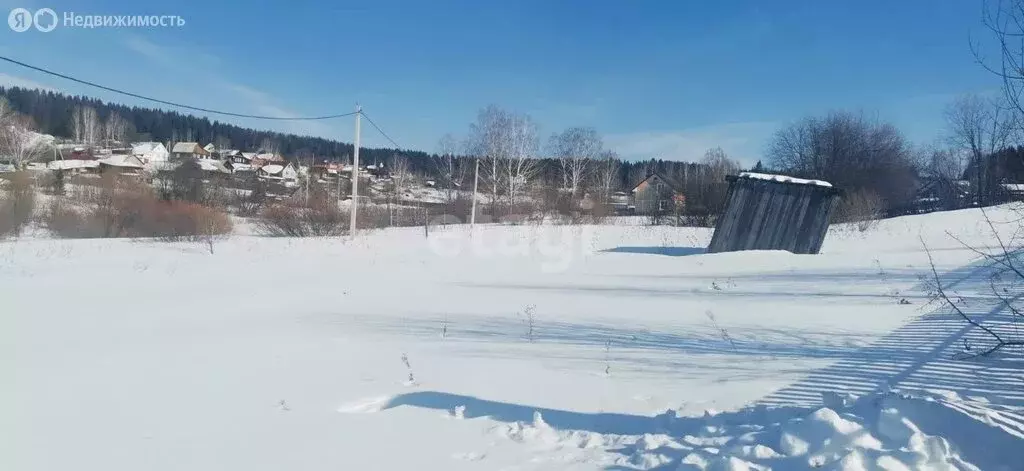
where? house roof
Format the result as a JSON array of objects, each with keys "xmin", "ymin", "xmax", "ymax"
[
  {"xmin": 131, "ymin": 142, "xmax": 165, "ymax": 155},
  {"xmin": 255, "ymin": 152, "xmax": 284, "ymax": 162},
  {"xmin": 171, "ymin": 142, "xmax": 201, "ymax": 153},
  {"xmin": 258, "ymin": 163, "xmax": 296, "ymax": 175},
  {"xmin": 631, "ymin": 172, "xmax": 684, "ymax": 194},
  {"xmin": 98, "ymin": 154, "xmax": 145, "ymax": 168},
  {"xmin": 146, "ymin": 161, "xmax": 179, "ymax": 172},
  {"xmin": 229, "ymin": 162, "xmax": 254, "ymax": 172},
  {"xmin": 260, "ymin": 164, "xmax": 287, "ymax": 175},
  {"xmin": 196, "ymin": 159, "xmax": 231, "ymax": 174},
  {"xmin": 48, "ymin": 159, "xmax": 100, "ymax": 170}
]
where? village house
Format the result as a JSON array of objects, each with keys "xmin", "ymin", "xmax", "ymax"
[
  {"xmin": 58, "ymin": 144, "xmax": 96, "ymax": 160},
  {"xmin": 253, "ymin": 152, "xmax": 285, "ymax": 163},
  {"xmin": 131, "ymin": 142, "xmax": 170, "ymax": 164},
  {"xmin": 171, "ymin": 142, "xmax": 212, "ymax": 161},
  {"xmin": 630, "ymin": 172, "xmax": 685, "ymax": 215},
  {"xmin": 195, "ymin": 159, "xmax": 232, "ymax": 175},
  {"xmin": 97, "ymin": 154, "xmax": 146, "ymax": 175},
  {"xmin": 256, "ymin": 162, "xmax": 299, "ymax": 185},
  {"xmin": 1000, "ymin": 183, "xmax": 1024, "ymax": 201},
  {"xmin": 608, "ymin": 191, "xmax": 630, "ymax": 212},
  {"xmin": 219, "ymin": 150, "xmax": 253, "ymax": 173}
]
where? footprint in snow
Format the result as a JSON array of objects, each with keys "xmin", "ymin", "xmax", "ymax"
[
  {"xmin": 336, "ymin": 396, "xmax": 392, "ymax": 413},
  {"xmin": 451, "ymin": 452, "xmax": 486, "ymax": 461}
]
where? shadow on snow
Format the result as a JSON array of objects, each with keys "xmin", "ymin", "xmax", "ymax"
[
  {"xmin": 600, "ymin": 246, "xmax": 706, "ymax": 257},
  {"xmin": 369, "ymin": 252, "xmax": 1024, "ymax": 468}
]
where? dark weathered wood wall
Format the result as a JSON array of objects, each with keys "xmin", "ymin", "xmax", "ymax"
[{"xmin": 707, "ymin": 176, "xmax": 840, "ymax": 254}]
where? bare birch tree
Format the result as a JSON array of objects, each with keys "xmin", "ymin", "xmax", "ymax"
[
  {"xmin": 469, "ymin": 105, "xmax": 513, "ymax": 213},
  {"xmin": 503, "ymin": 113, "xmax": 541, "ymax": 209},
  {"xmin": 389, "ymin": 155, "xmax": 413, "ymax": 195},
  {"xmin": 434, "ymin": 133, "xmax": 467, "ymax": 199},
  {"xmin": 0, "ymin": 114, "xmax": 50, "ymax": 169},
  {"xmin": 214, "ymin": 135, "xmax": 232, "ymax": 151},
  {"xmin": 945, "ymin": 95, "xmax": 1017, "ymax": 205},
  {"xmin": 72, "ymin": 105, "xmax": 101, "ymax": 146},
  {"xmin": 259, "ymin": 138, "xmax": 279, "ymax": 155},
  {"xmin": 700, "ymin": 147, "xmax": 741, "ymax": 215},
  {"xmin": 436, "ymin": 133, "xmax": 459, "ymax": 180},
  {"xmin": 103, "ymin": 112, "xmax": 130, "ymax": 146},
  {"xmin": 594, "ymin": 150, "xmax": 621, "ymax": 203},
  {"xmin": 549, "ymin": 127, "xmax": 602, "ymax": 196},
  {"xmin": 0, "ymin": 97, "xmax": 13, "ymax": 125}
]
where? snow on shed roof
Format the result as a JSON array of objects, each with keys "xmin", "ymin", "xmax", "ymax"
[{"xmin": 737, "ymin": 172, "xmax": 833, "ymax": 188}]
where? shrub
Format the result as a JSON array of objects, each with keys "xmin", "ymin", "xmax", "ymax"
[
  {"xmin": 234, "ymin": 182, "xmax": 267, "ymax": 217},
  {"xmin": 356, "ymin": 204, "xmax": 390, "ymax": 230},
  {"xmin": 0, "ymin": 171, "xmax": 36, "ymax": 238},
  {"xmin": 166, "ymin": 159, "xmax": 205, "ymax": 203},
  {"xmin": 44, "ymin": 176, "xmax": 233, "ymax": 240},
  {"xmin": 44, "ymin": 198, "xmax": 95, "ymax": 238},
  {"xmin": 35, "ymin": 170, "xmax": 66, "ymax": 196},
  {"xmin": 832, "ymin": 189, "xmax": 884, "ymax": 231},
  {"xmin": 584, "ymin": 201, "xmax": 611, "ymax": 225},
  {"xmin": 256, "ymin": 193, "xmax": 346, "ymax": 237},
  {"xmin": 146, "ymin": 202, "xmax": 233, "ymax": 241}
]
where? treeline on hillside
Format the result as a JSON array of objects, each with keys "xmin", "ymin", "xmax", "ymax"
[
  {"xmin": 0, "ymin": 86, "xmax": 432, "ymax": 166},
  {"xmin": 0, "ymin": 87, "xmax": 753, "ymax": 206},
  {"xmin": 8, "ymin": 86, "xmax": 1024, "ymax": 222}
]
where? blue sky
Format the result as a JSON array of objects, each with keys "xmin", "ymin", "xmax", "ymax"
[{"xmin": 0, "ymin": 0, "xmax": 1005, "ymax": 164}]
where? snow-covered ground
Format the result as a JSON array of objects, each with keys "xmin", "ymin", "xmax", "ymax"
[{"xmin": 2, "ymin": 207, "xmax": 1022, "ymax": 470}]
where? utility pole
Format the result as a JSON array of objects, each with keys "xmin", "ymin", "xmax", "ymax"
[
  {"xmin": 349, "ymin": 104, "xmax": 362, "ymax": 236},
  {"xmin": 470, "ymin": 157, "xmax": 480, "ymax": 231},
  {"xmin": 305, "ymin": 153, "xmax": 311, "ymax": 207}
]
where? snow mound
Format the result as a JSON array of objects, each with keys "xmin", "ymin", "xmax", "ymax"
[{"xmin": 618, "ymin": 392, "xmax": 996, "ymax": 470}]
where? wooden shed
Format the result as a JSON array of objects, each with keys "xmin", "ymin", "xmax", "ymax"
[{"xmin": 708, "ymin": 172, "xmax": 841, "ymax": 255}]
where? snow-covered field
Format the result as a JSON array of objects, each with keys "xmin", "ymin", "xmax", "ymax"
[{"xmin": 2, "ymin": 207, "xmax": 1022, "ymax": 470}]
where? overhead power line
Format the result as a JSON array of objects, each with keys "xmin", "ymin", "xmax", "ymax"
[
  {"xmin": 0, "ymin": 55, "xmax": 358, "ymax": 121},
  {"xmin": 359, "ymin": 110, "xmax": 402, "ymax": 149}
]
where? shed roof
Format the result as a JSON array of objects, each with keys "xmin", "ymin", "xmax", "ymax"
[{"xmin": 736, "ymin": 172, "xmax": 833, "ymax": 188}]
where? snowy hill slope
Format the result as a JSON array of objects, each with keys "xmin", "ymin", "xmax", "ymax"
[{"xmin": 2, "ymin": 207, "xmax": 1022, "ymax": 470}]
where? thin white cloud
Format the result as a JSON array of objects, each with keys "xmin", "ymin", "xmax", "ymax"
[
  {"xmin": 124, "ymin": 37, "xmax": 168, "ymax": 65},
  {"xmin": 0, "ymin": 73, "xmax": 56, "ymax": 91},
  {"xmin": 606, "ymin": 121, "xmax": 777, "ymax": 165},
  {"xmin": 121, "ymin": 37, "xmax": 335, "ymax": 140}
]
